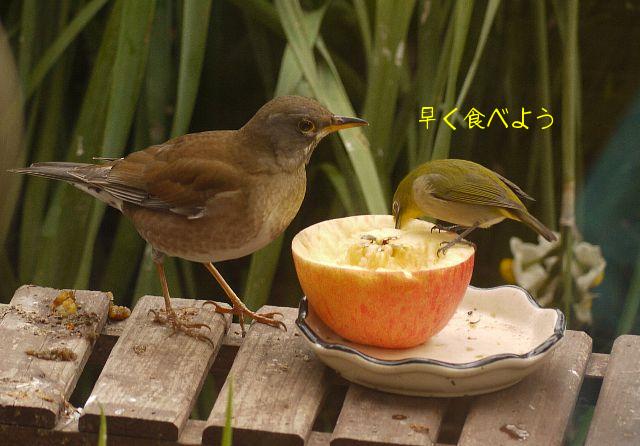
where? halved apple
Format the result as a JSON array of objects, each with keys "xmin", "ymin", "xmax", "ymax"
[{"xmin": 292, "ymin": 215, "xmax": 475, "ymax": 349}]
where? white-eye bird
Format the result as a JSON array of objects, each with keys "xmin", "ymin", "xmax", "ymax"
[{"xmin": 392, "ymin": 159, "xmax": 556, "ymax": 254}]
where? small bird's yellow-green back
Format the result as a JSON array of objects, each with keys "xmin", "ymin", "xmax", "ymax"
[{"xmin": 392, "ymin": 159, "xmax": 556, "ymax": 242}]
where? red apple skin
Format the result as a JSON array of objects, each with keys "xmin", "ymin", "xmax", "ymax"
[{"xmin": 293, "ymin": 252, "xmax": 474, "ymax": 349}]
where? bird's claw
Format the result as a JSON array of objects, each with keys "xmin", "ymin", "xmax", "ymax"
[
  {"xmin": 148, "ymin": 307, "xmax": 214, "ymax": 346},
  {"xmin": 203, "ymin": 301, "xmax": 287, "ymax": 337},
  {"xmin": 437, "ymin": 239, "xmax": 476, "ymax": 257},
  {"xmin": 431, "ymin": 223, "xmax": 464, "ymax": 234}
]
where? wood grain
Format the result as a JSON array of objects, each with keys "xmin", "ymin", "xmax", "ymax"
[
  {"xmin": 0, "ymin": 417, "xmax": 334, "ymax": 446},
  {"xmin": 203, "ymin": 306, "xmax": 329, "ymax": 446},
  {"xmin": 585, "ymin": 352, "xmax": 609, "ymax": 379},
  {"xmin": 79, "ymin": 295, "xmax": 229, "ymax": 440},
  {"xmin": 0, "ymin": 285, "xmax": 110, "ymax": 428},
  {"xmin": 586, "ymin": 335, "xmax": 640, "ymax": 446},
  {"xmin": 457, "ymin": 330, "xmax": 592, "ymax": 446},
  {"xmin": 331, "ymin": 384, "xmax": 448, "ymax": 446}
]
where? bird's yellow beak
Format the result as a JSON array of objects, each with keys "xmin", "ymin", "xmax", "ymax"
[{"xmin": 324, "ymin": 115, "xmax": 368, "ymax": 134}]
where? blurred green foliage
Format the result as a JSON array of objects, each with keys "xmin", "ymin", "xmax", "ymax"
[
  {"xmin": 3, "ymin": 2, "xmax": 640, "ymax": 443},
  {"xmin": 1, "ymin": 0, "xmax": 640, "ymax": 356}
]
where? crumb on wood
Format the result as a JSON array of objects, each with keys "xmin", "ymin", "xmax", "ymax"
[
  {"xmin": 26, "ymin": 347, "xmax": 78, "ymax": 362},
  {"xmin": 392, "ymin": 414, "xmax": 407, "ymax": 420},
  {"xmin": 409, "ymin": 423, "xmax": 430, "ymax": 434},
  {"xmin": 133, "ymin": 344, "xmax": 147, "ymax": 355},
  {"xmin": 108, "ymin": 303, "xmax": 131, "ymax": 321},
  {"xmin": 51, "ymin": 290, "xmax": 78, "ymax": 317},
  {"xmin": 10, "ymin": 301, "xmax": 101, "ymax": 341}
]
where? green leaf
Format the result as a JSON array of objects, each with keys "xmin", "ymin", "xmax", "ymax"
[
  {"xmin": 171, "ymin": 0, "xmax": 213, "ymax": 137},
  {"xmin": 0, "ymin": 22, "xmax": 26, "ymax": 250},
  {"xmin": 275, "ymin": 0, "xmax": 387, "ymax": 213},
  {"xmin": 34, "ymin": 0, "xmax": 124, "ymax": 288},
  {"xmin": 98, "ymin": 404, "xmax": 107, "ymax": 446},
  {"xmin": 25, "ymin": 0, "xmax": 109, "ymax": 100},
  {"xmin": 221, "ymin": 376, "xmax": 233, "ymax": 446},
  {"xmin": 19, "ymin": 3, "xmax": 73, "ymax": 282},
  {"xmin": 363, "ymin": 0, "xmax": 416, "ymax": 169},
  {"xmin": 73, "ymin": 0, "xmax": 156, "ymax": 289},
  {"xmin": 18, "ymin": 0, "xmax": 37, "ymax": 84},
  {"xmin": 242, "ymin": 235, "xmax": 284, "ymax": 312},
  {"xmin": 415, "ymin": 0, "xmax": 453, "ymax": 164},
  {"xmin": 454, "ymin": 0, "xmax": 501, "ymax": 112},
  {"xmin": 432, "ymin": 0, "xmax": 475, "ymax": 160},
  {"xmin": 531, "ymin": 0, "xmax": 556, "ymax": 229},
  {"xmin": 318, "ymin": 162, "xmax": 356, "ymax": 215},
  {"xmin": 353, "ymin": 0, "xmax": 372, "ymax": 59}
]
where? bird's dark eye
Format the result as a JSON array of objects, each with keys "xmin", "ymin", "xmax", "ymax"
[{"xmin": 298, "ymin": 119, "xmax": 315, "ymax": 133}]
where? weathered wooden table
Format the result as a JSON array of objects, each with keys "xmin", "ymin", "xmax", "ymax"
[{"xmin": 0, "ymin": 285, "xmax": 638, "ymax": 445}]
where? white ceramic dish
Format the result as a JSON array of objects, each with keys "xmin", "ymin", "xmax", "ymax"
[{"xmin": 296, "ymin": 285, "xmax": 565, "ymax": 397}]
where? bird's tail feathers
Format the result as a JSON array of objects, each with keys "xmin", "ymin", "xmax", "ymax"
[
  {"xmin": 515, "ymin": 209, "xmax": 557, "ymax": 242},
  {"xmin": 9, "ymin": 162, "xmax": 123, "ymax": 211},
  {"xmin": 9, "ymin": 162, "xmax": 92, "ymax": 183}
]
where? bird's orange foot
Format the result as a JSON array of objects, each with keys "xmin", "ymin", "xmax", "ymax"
[
  {"xmin": 148, "ymin": 307, "xmax": 214, "ymax": 346},
  {"xmin": 202, "ymin": 301, "xmax": 286, "ymax": 337}
]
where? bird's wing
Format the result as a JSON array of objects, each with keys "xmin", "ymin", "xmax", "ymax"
[
  {"xmin": 422, "ymin": 171, "xmax": 525, "ymax": 210},
  {"xmin": 92, "ymin": 140, "xmax": 245, "ymax": 219},
  {"xmin": 494, "ymin": 172, "xmax": 534, "ymax": 201}
]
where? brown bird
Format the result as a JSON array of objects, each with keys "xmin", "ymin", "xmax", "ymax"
[{"xmin": 12, "ymin": 95, "xmax": 367, "ymax": 341}]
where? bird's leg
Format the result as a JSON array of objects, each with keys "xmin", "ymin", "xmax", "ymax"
[
  {"xmin": 431, "ymin": 222, "xmax": 466, "ymax": 234},
  {"xmin": 437, "ymin": 224, "xmax": 479, "ymax": 256},
  {"xmin": 202, "ymin": 262, "xmax": 286, "ymax": 337},
  {"xmin": 148, "ymin": 250, "xmax": 214, "ymax": 345}
]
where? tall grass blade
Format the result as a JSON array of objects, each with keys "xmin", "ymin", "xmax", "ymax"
[
  {"xmin": 276, "ymin": 1, "xmax": 386, "ymax": 214},
  {"xmin": 19, "ymin": 3, "xmax": 72, "ymax": 282},
  {"xmin": 353, "ymin": 0, "xmax": 372, "ymax": 61},
  {"xmin": 559, "ymin": 0, "xmax": 579, "ymax": 325},
  {"xmin": 171, "ymin": 0, "xmax": 212, "ymax": 137},
  {"xmin": 617, "ymin": 250, "xmax": 640, "ymax": 334},
  {"xmin": 18, "ymin": 0, "xmax": 37, "ymax": 84},
  {"xmin": 363, "ymin": 0, "xmax": 415, "ymax": 169},
  {"xmin": 319, "ymin": 162, "xmax": 356, "ymax": 215},
  {"xmin": 98, "ymin": 404, "xmax": 107, "ymax": 446},
  {"xmin": 0, "ymin": 22, "xmax": 25, "ymax": 252},
  {"xmin": 34, "ymin": 1, "xmax": 123, "ymax": 288},
  {"xmin": 454, "ymin": 0, "xmax": 500, "ymax": 112},
  {"xmin": 221, "ymin": 377, "xmax": 233, "ymax": 446},
  {"xmin": 415, "ymin": 0, "xmax": 453, "ymax": 164},
  {"xmin": 432, "ymin": 0, "xmax": 475, "ymax": 160},
  {"xmin": 242, "ymin": 235, "xmax": 284, "ymax": 311},
  {"xmin": 532, "ymin": 0, "xmax": 556, "ymax": 229},
  {"xmin": 25, "ymin": 0, "xmax": 108, "ymax": 100},
  {"xmin": 73, "ymin": 0, "xmax": 156, "ymax": 289}
]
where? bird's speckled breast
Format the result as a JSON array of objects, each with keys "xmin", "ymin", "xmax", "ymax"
[{"xmin": 125, "ymin": 168, "xmax": 306, "ymax": 263}]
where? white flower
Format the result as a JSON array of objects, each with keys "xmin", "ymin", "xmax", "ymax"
[{"xmin": 508, "ymin": 233, "xmax": 606, "ymax": 325}]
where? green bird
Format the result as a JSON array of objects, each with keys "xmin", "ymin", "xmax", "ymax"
[{"xmin": 392, "ymin": 159, "xmax": 557, "ymax": 254}]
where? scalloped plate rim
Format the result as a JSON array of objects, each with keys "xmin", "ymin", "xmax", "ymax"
[{"xmin": 296, "ymin": 284, "xmax": 566, "ymax": 371}]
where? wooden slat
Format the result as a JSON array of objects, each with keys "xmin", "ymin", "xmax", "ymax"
[
  {"xmin": 79, "ymin": 295, "xmax": 229, "ymax": 440},
  {"xmin": 0, "ymin": 418, "xmax": 334, "ymax": 446},
  {"xmin": 0, "ymin": 285, "xmax": 110, "ymax": 428},
  {"xmin": 332, "ymin": 384, "xmax": 447, "ymax": 446},
  {"xmin": 458, "ymin": 330, "xmax": 592, "ymax": 446},
  {"xmin": 0, "ymin": 416, "xmax": 205, "ymax": 445},
  {"xmin": 306, "ymin": 431, "xmax": 331, "ymax": 446},
  {"xmin": 585, "ymin": 352, "xmax": 609, "ymax": 379},
  {"xmin": 586, "ymin": 335, "xmax": 640, "ymax": 446},
  {"xmin": 203, "ymin": 306, "xmax": 329, "ymax": 446}
]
